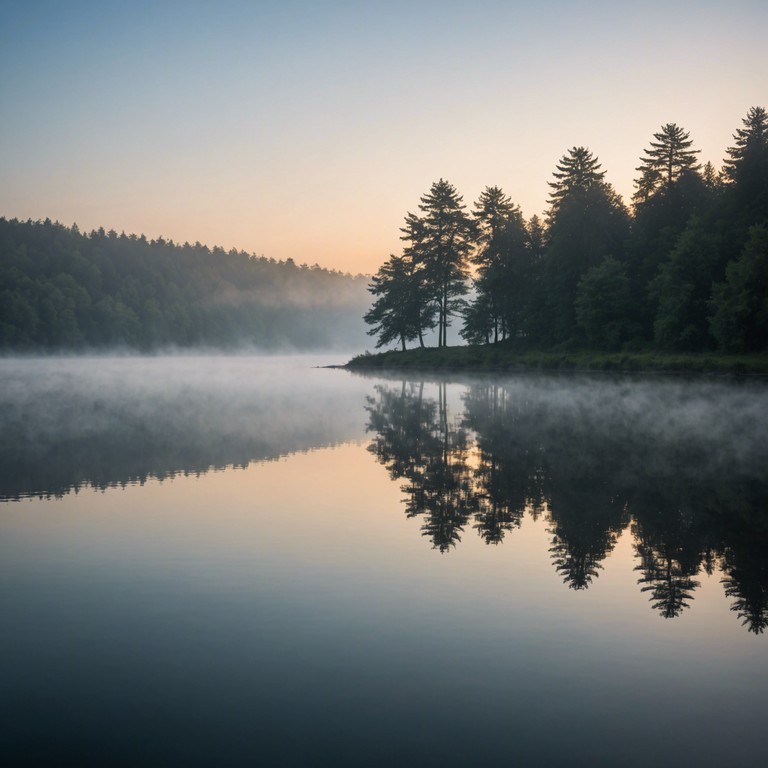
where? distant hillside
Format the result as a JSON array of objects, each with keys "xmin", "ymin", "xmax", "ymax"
[{"xmin": 0, "ymin": 217, "xmax": 371, "ymax": 350}]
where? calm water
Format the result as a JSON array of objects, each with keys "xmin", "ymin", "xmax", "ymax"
[{"xmin": 1, "ymin": 356, "xmax": 767, "ymax": 767}]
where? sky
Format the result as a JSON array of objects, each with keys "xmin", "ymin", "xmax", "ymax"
[{"xmin": 1, "ymin": 0, "xmax": 766, "ymax": 275}]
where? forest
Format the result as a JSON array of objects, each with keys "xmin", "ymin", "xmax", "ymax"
[
  {"xmin": 365, "ymin": 107, "xmax": 768, "ymax": 355},
  {"xmin": 0, "ymin": 218, "xmax": 370, "ymax": 351}
]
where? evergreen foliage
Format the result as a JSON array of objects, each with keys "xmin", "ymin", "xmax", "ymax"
[
  {"xmin": 364, "ymin": 253, "xmax": 433, "ymax": 350},
  {"xmin": 575, "ymin": 257, "xmax": 635, "ymax": 350},
  {"xmin": 547, "ymin": 146, "xmax": 606, "ymax": 211},
  {"xmin": 0, "ymin": 218, "xmax": 369, "ymax": 350},
  {"xmin": 400, "ymin": 179, "xmax": 476, "ymax": 347},
  {"xmin": 634, "ymin": 123, "xmax": 700, "ymax": 202},
  {"xmin": 651, "ymin": 219, "xmax": 721, "ymax": 350},
  {"xmin": 541, "ymin": 148, "xmax": 630, "ymax": 344},
  {"xmin": 364, "ymin": 106, "xmax": 767, "ymax": 357},
  {"xmin": 709, "ymin": 225, "xmax": 768, "ymax": 352},
  {"xmin": 3, "ymin": 107, "xmax": 766, "ymax": 358},
  {"xmin": 462, "ymin": 186, "xmax": 530, "ymax": 344}
]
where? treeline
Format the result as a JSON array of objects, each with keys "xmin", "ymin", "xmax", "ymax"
[
  {"xmin": 365, "ymin": 107, "xmax": 768, "ymax": 353},
  {"xmin": 0, "ymin": 218, "xmax": 370, "ymax": 350}
]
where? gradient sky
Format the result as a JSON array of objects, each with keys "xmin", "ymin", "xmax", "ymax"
[{"xmin": 1, "ymin": 0, "xmax": 766, "ymax": 274}]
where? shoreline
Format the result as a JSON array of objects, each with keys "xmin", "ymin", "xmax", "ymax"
[{"xmin": 344, "ymin": 346, "xmax": 768, "ymax": 377}]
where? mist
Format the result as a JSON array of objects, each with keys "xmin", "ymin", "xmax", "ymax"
[
  {"xmin": 0, "ymin": 355, "xmax": 373, "ymax": 500},
  {"xmin": 5, "ymin": 355, "xmax": 766, "ymax": 503},
  {"xmin": 0, "ymin": 217, "xmax": 373, "ymax": 354},
  {"xmin": 359, "ymin": 370, "xmax": 768, "ymax": 483}
]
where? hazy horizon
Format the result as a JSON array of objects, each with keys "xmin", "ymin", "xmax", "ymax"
[{"xmin": 2, "ymin": 0, "xmax": 766, "ymax": 274}]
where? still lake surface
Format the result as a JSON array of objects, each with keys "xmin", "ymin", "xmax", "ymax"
[{"xmin": 1, "ymin": 355, "xmax": 767, "ymax": 767}]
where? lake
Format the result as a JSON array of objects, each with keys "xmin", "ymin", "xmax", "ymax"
[{"xmin": 1, "ymin": 356, "xmax": 767, "ymax": 767}]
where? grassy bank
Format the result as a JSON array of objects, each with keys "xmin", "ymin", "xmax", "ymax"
[{"xmin": 346, "ymin": 345, "xmax": 768, "ymax": 375}]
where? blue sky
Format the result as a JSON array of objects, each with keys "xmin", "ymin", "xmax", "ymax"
[{"xmin": 2, "ymin": 0, "xmax": 766, "ymax": 272}]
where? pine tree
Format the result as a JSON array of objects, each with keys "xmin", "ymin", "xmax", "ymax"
[
  {"xmin": 364, "ymin": 253, "xmax": 433, "ymax": 351},
  {"xmin": 723, "ymin": 106, "xmax": 768, "ymax": 184},
  {"xmin": 464, "ymin": 186, "xmax": 528, "ymax": 343},
  {"xmin": 547, "ymin": 146, "xmax": 606, "ymax": 214},
  {"xmin": 722, "ymin": 106, "xmax": 768, "ymax": 225},
  {"xmin": 402, "ymin": 180, "xmax": 475, "ymax": 347},
  {"xmin": 634, "ymin": 123, "xmax": 700, "ymax": 202},
  {"xmin": 542, "ymin": 147, "xmax": 629, "ymax": 344}
]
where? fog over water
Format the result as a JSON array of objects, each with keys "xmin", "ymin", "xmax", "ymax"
[
  {"xmin": 1, "ymin": 356, "xmax": 767, "ymax": 767},
  {"xmin": 2, "ymin": 356, "xmax": 767, "ymax": 498},
  {"xmin": 0, "ymin": 355, "xmax": 370, "ymax": 499},
  {"xmin": 358, "ymin": 367, "xmax": 768, "ymax": 477}
]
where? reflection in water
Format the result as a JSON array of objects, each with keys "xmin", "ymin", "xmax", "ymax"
[
  {"xmin": 3, "ymin": 360, "xmax": 767, "ymax": 766},
  {"xmin": 365, "ymin": 377, "xmax": 768, "ymax": 634},
  {"xmin": 0, "ymin": 356, "xmax": 369, "ymax": 500},
  {"xmin": 3, "ymin": 358, "xmax": 767, "ymax": 635}
]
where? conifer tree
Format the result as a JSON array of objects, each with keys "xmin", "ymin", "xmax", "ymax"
[
  {"xmin": 364, "ymin": 254, "xmax": 431, "ymax": 351},
  {"xmin": 634, "ymin": 123, "xmax": 700, "ymax": 203},
  {"xmin": 463, "ymin": 186, "xmax": 528, "ymax": 344},
  {"xmin": 722, "ymin": 106, "xmax": 768, "ymax": 225},
  {"xmin": 542, "ymin": 147, "xmax": 629, "ymax": 344},
  {"xmin": 547, "ymin": 146, "xmax": 606, "ymax": 214},
  {"xmin": 402, "ymin": 180, "xmax": 475, "ymax": 347},
  {"xmin": 723, "ymin": 106, "xmax": 768, "ymax": 184}
]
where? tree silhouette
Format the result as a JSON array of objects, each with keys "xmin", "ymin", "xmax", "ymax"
[
  {"xmin": 364, "ymin": 254, "xmax": 434, "ymax": 350},
  {"xmin": 402, "ymin": 180, "xmax": 476, "ymax": 347},
  {"xmin": 723, "ymin": 106, "xmax": 768, "ymax": 194},
  {"xmin": 463, "ymin": 187, "xmax": 531, "ymax": 344},
  {"xmin": 575, "ymin": 256, "xmax": 636, "ymax": 349},
  {"xmin": 548, "ymin": 146, "xmax": 607, "ymax": 211},
  {"xmin": 634, "ymin": 123, "xmax": 700, "ymax": 202},
  {"xmin": 540, "ymin": 147, "xmax": 630, "ymax": 344},
  {"xmin": 651, "ymin": 217, "xmax": 721, "ymax": 350}
]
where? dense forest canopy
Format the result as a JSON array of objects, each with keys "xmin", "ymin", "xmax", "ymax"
[
  {"xmin": 365, "ymin": 106, "xmax": 768, "ymax": 354},
  {"xmin": 0, "ymin": 218, "xmax": 370, "ymax": 350}
]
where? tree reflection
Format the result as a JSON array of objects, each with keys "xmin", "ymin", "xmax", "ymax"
[
  {"xmin": 462, "ymin": 384, "xmax": 541, "ymax": 545},
  {"xmin": 363, "ymin": 375, "xmax": 768, "ymax": 635},
  {"xmin": 367, "ymin": 382, "xmax": 477, "ymax": 552},
  {"xmin": 548, "ymin": 492, "xmax": 629, "ymax": 590},
  {"xmin": 366, "ymin": 381, "xmax": 438, "ymax": 482},
  {"xmin": 630, "ymin": 490, "xmax": 709, "ymax": 618},
  {"xmin": 634, "ymin": 543, "xmax": 701, "ymax": 618},
  {"xmin": 719, "ymin": 503, "xmax": 768, "ymax": 634}
]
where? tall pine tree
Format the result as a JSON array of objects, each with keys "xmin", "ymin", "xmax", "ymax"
[
  {"xmin": 541, "ymin": 147, "xmax": 629, "ymax": 345},
  {"xmin": 463, "ymin": 186, "xmax": 529, "ymax": 344},
  {"xmin": 403, "ymin": 180, "xmax": 475, "ymax": 347},
  {"xmin": 634, "ymin": 123, "xmax": 700, "ymax": 203}
]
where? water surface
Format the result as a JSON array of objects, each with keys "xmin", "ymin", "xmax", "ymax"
[{"xmin": 1, "ymin": 356, "xmax": 766, "ymax": 766}]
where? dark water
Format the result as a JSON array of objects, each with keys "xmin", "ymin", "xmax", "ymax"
[{"xmin": 1, "ymin": 356, "xmax": 767, "ymax": 767}]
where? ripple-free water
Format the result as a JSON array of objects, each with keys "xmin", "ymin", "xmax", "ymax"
[{"xmin": 1, "ymin": 356, "xmax": 766, "ymax": 766}]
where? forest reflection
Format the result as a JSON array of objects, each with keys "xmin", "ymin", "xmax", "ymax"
[
  {"xmin": 0, "ymin": 357, "xmax": 369, "ymax": 500},
  {"xmin": 365, "ymin": 379, "xmax": 768, "ymax": 634}
]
